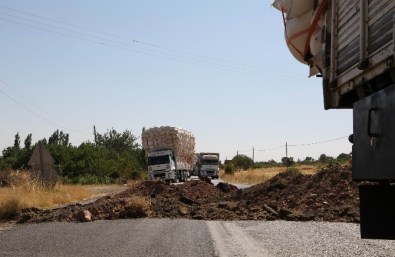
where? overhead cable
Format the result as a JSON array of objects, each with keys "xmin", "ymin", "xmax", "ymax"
[{"xmin": 0, "ymin": 5, "xmax": 316, "ymax": 84}]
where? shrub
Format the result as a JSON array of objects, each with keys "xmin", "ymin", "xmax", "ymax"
[
  {"xmin": 287, "ymin": 167, "xmax": 301, "ymax": 174},
  {"xmin": 129, "ymin": 170, "xmax": 146, "ymax": 180},
  {"xmin": 224, "ymin": 164, "xmax": 234, "ymax": 175},
  {"xmin": 120, "ymin": 196, "xmax": 151, "ymax": 218},
  {"xmin": 78, "ymin": 174, "xmax": 100, "ymax": 185},
  {"xmin": 0, "ymin": 197, "xmax": 22, "ymax": 219}
]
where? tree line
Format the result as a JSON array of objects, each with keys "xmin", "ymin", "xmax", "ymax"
[
  {"xmin": 0, "ymin": 129, "xmax": 147, "ymax": 184},
  {"xmin": 224, "ymin": 152, "xmax": 352, "ymax": 174}
]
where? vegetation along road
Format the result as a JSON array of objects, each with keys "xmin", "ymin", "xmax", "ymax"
[{"xmin": 1, "ymin": 219, "xmax": 395, "ymax": 257}]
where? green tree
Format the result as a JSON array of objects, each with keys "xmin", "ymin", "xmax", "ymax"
[
  {"xmin": 14, "ymin": 133, "xmax": 20, "ymax": 150},
  {"xmin": 318, "ymin": 154, "xmax": 334, "ymax": 163},
  {"xmin": 0, "ymin": 133, "xmax": 25, "ymax": 170},
  {"xmin": 281, "ymin": 157, "xmax": 294, "ymax": 167},
  {"xmin": 303, "ymin": 156, "xmax": 315, "ymax": 163},
  {"xmin": 96, "ymin": 129, "xmax": 139, "ymax": 153},
  {"xmin": 1, "ymin": 129, "xmax": 146, "ymax": 183},
  {"xmin": 337, "ymin": 153, "xmax": 351, "ymax": 162},
  {"xmin": 24, "ymin": 134, "xmax": 32, "ymax": 150},
  {"xmin": 48, "ymin": 130, "xmax": 70, "ymax": 146},
  {"xmin": 232, "ymin": 154, "xmax": 254, "ymax": 170}
]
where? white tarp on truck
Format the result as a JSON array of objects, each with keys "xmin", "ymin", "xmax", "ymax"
[{"xmin": 273, "ymin": 0, "xmax": 326, "ymax": 76}]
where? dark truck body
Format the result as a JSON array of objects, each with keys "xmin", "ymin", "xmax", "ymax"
[{"xmin": 312, "ymin": 0, "xmax": 395, "ymax": 239}]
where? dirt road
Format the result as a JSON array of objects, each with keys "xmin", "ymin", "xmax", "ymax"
[{"xmin": 1, "ymin": 219, "xmax": 395, "ymax": 257}]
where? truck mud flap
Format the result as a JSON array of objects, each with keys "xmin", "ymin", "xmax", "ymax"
[{"xmin": 359, "ymin": 185, "xmax": 395, "ymax": 239}]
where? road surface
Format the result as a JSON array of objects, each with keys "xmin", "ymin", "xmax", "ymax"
[
  {"xmin": 1, "ymin": 219, "xmax": 395, "ymax": 257},
  {"xmin": 189, "ymin": 176, "xmax": 251, "ymax": 189}
]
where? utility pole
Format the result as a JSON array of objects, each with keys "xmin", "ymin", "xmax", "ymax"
[
  {"xmin": 285, "ymin": 142, "xmax": 297, "ymax": 159},
  {"xmin": 252, "ymin": 147, "xmax": 255, "ymax": 163},
  {"xmin": 286, "ymin": 142, "xmax": 288, "ymax": 158},
  {"xmin": 94, "ymin": 126, "xmax": 103, "ymax": 183}
]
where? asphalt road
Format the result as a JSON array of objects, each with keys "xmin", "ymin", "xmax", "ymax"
[
  {"xmin": 189, "ymin": 176, "xmax": 251, "ymax": 189},
  {"xmin": 1, "ymin": 219, "xmax": 395, "ymax": 257}
]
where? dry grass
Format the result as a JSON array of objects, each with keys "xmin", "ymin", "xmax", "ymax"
[
  {"xmin": 0, "ymin": 171, "xmax": 139, "ymax": 219},
  {"xmin": 219, "ymin": 164, "xmax": 319, "ymax": 185},
  {"xmin": 127, "ymin": 196, "xmax": 150, "ymax": 210},
  {"xmin": 124, "ymin": 196, "xmax": 151, "ymax": 217},
  {"xmin": 0, "ymin": 170, "xmax": 133, "ymax": 219},
  {"xmin": 0, "ymin": 181, "xmax": 92, "ymax": 218}
]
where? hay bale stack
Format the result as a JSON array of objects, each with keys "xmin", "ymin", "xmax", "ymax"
[{"xmin": 141, "ymin": 126, "xmax": 195, "ymax": 163}]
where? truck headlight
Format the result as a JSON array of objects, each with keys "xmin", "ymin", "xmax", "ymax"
[{"xmin": 166, "ymin": 164, "xmax": 170, "ymax": 169}]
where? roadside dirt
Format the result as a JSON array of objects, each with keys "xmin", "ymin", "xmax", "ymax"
[{"xmin": 12, "ymin": 164, "xmax": 360, "ymax": 224}]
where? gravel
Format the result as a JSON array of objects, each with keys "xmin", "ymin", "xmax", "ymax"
[
  {"xmin": 2, "ymin": 220, "xmax": 395, "ymax": 257},
  {"xmin": 230, "ymin": 220, "xmax": 395, "ymax": 257}
]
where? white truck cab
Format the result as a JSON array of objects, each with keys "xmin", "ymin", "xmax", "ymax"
[
  {"xmin": 197, "ymin": 153, "xmax": 220, "ymax": 179},
  {"xmin": 147, "ymin": 150, "xmax": 177, "ymax": 181}
]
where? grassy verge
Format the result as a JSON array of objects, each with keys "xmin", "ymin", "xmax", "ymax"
[
  {"xmin": 0, "ymin": 171, "xmax": 138, "ymax": 219},
  {"xmin": 219, "ymin": 164, "xmax": 319, "ymax": 185},
  {"xmin": 0, "ymin": 183, "xmax": 91, "ymax": 219}
]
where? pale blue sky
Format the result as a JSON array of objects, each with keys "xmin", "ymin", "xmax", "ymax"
[{"xmin": 0, "ymin": 0, "xmax": 352, "ymax": 162}]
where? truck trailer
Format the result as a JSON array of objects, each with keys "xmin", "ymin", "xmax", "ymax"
[
  {"xmin": 196, "ymin": 152, "xmax": 220, "ymax": 179},
  {"xmin": 273, "ymin": 0, "xmax": 395, "ymax": 239},
  {"xmin": 142, "ymin": 126, "xmax": 195, "ymax": 183}
]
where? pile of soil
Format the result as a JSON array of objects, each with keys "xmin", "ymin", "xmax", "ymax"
[{"xmin": 15, "ymin": 164, "xmax": 360, "ymax": 224}]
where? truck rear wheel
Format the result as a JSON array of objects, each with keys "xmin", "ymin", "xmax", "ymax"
[{"xmin": 359, "ymin": 184, "xmax": 395, "ymax": 239}]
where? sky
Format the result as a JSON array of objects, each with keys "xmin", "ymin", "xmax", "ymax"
[{"xmin": 0, "ymin": 0, "xmax": 353, "ymax": 162}]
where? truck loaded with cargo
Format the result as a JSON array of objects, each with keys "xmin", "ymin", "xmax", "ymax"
[
  {"xmin": 273, "ymin": 0, "xmax": 395, "ymax": 239},
  {"xmin": 196, "ymin": 152, "xmax": 220, "ymax": 179},
  {"xmin": 141, "ymin": 126, "xmax": 195, "ymax": 183}
]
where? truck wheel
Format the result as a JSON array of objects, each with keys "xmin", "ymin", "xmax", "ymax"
[{"xmin": 172, "ymin": 178, "xmax": 179, "ymax": 183}]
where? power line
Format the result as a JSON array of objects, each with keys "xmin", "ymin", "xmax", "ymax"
[
  {"xmin": 296, "ymin": 136, "xmax": 348, "ymax": 147},
  {"xmin": 0, "ymin": 82, "xmax": 83, "ymax": 134},
  {"xmin": 252, "ymin": 135, "xmax": 348, "ymax": 153},
  {"xmin": 0, "ymin": 6, "xmax": 317, "ymax": 84},
  {"xmin": 70, "ymin": 132, "xmax": 93, "ymax": 145},
  {"xmin": 0, "ymin": 14, "xmax": 301, "ymax": 82},
  {"xmin": 257, "ymin": 145, "xmax": 284, "ymax": 152},
  {"xmin": 0, "ymin": 4, "xmax": 309, "ymax": 78},
  {"xmin": 0, "ymin": 78, "xmax": 84, "ymax": 132}
]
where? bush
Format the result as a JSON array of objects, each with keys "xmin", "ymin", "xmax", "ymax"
[
  {"xmin": 287, "ymin": 167, "xmax": 301, "ymax": 174},
  {"xmin": 120, "ymin": 196, "xmax": 150, "ymax": 218},
  {"xmin": 224, "ymin": 164, "xmax": 234, "ymax": 175},
  {"xmin": 232, "ymin": 154, "xmax": 254, "ymax": 170},
  {"xmin": 77, "ymin": 174, "xmax": 100, "ymax": 185},
  {"xmin": 0, "ymin": 197, "xmax": 22, "ymax": 219},
  {"xmin": 129, "ymin": 170, "xmax": 147, "ymax": 180},
  {"xmin": 281, "ymin": 157, "xmax": 295, "ymax": 167}
]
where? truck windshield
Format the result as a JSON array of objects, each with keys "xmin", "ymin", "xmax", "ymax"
[
  {"xmin": 202, "ymin": 159, "xmax": 219, "ymax": 165},
  {"xmin": 148, "ymin": 155, "xmax": 170, "ymax": 165}
]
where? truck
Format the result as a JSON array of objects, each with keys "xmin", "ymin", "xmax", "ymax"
[
  {"xmin": 273, "ymin": 0, "xmax": 395, "ymax": 239},
  {"xmin": 141, "ymin": 126, "xmax": 195, "ymax": 183},
  {"xmin": 195, "ymin": 152, "xmax": 220, "ymax": 179}
]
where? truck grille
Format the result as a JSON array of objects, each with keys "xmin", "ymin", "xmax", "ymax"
[{"xmin": 153, "ymin": 173, "xmax": 166, "ymax": 178}]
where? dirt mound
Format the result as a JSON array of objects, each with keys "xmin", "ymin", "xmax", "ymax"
[
  {"xmin": 239, "ymin": 165, "xmax": 359, "ymax": 222},
  {"xmin": 15, "ymin": 165, "xmax": 360, "ymax": 224}
]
